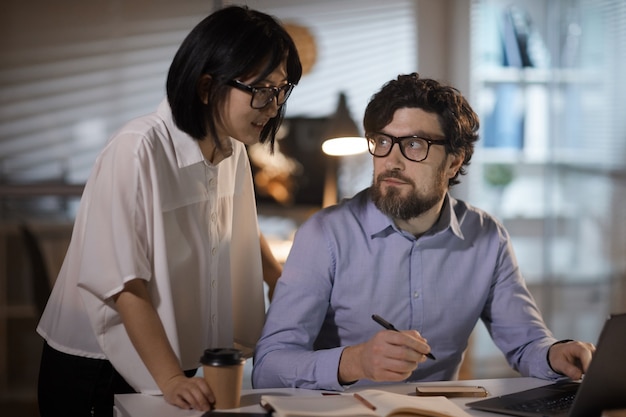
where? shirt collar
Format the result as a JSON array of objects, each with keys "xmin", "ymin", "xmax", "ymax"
[
  {"xmin": 157, "ymin": 99, "xmax": 206, "ymax": 169},
  {"xmin": 366, "ymin": 191, "xmax": 465, "ymax": 241},
  {"xmin": 436, "ymin": 193, "xmax": 465, "ymax": 240}
]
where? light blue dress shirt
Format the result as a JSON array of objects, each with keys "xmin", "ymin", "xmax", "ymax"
[{"xmin": 252, "ymin": 189, "xmax": 561, "ymax": 390}]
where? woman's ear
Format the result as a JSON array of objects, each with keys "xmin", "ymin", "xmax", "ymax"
[{"xmin": 197, "ymin": 74, "xmax": 212, "ymax": 105}]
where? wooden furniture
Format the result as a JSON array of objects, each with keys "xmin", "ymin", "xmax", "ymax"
[{"xmin": 0, "ymin": 222, "xmax": 72, "ymax": 400}]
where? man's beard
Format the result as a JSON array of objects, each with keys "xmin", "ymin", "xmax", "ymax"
[{"xmin": 370, "ymin": 168, "xmax": 447, "ymax": 221}]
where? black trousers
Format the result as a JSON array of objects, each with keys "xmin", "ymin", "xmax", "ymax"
[{"xmin": 38, "ymin": 341, "xmax": 137, "ymax": 417}]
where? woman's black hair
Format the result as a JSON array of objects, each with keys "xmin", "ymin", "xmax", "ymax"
[
  {"xmin": 166, "ymin": 5, "xmax": 302, "ymax": 151},
  {"xmin": 363, "ymin": 73, "xmax": 479, "ymax": 186}
]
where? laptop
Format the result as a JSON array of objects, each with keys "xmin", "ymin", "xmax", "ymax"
[{"xmin": 467, "ymin": 313, "xmax": 626, "ymax": 417}]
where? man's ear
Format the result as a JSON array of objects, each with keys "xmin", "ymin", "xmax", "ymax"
[
  {"xmin": 198, "ymin": 74, "xmax": 212, "ymax": 104},
  {"xmin": 446, "ymin": 151, "xmax": 465, "ymax": 179}
]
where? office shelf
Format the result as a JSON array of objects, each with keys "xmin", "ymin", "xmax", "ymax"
[{"xmin": 468, "ymin": 0, "xmax": 626, "ymax": 344}]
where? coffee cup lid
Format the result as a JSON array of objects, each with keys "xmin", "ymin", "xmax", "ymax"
[{"xmin": 200, "ymin": 348, "xmax": 245, "ymax": 366}]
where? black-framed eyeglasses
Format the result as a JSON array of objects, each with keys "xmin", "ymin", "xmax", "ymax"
[
  {"xmin": 366, "ymin": 131, "xmax": 448, "ymax": 162},
  {"xmin": 227, "ymin": 79, "xmax": 295, "ymax": 109}
]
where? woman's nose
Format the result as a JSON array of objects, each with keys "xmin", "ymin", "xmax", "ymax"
[{"xmin": 262, "ymin": 96, "xmax": 280, "ymax": 118}]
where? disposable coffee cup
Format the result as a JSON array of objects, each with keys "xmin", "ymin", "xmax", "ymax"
[{"xmin": 200, "ymin": 348, "xmax": 246, "ymax": 409}]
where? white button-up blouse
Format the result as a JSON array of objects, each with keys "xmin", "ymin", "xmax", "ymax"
[{"xmin": 37, "ymin": 99, "xmax": 266, "ymax": 393}]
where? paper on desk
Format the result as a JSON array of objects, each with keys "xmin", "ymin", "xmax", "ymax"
[{"xmin": 260, "ymin": 389, "xmax": 472, "ymax": 417}]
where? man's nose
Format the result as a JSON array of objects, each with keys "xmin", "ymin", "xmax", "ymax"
[{"xmin": 384, "ymin": 143, "xmax": 405, "ymax": 169}]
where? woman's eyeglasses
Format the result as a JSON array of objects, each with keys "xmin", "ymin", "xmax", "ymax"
[{"xmin": 227, "ymin": 79, "xmax": 295, "ymax": 109}]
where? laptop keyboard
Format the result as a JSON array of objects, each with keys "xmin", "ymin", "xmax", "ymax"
[{"xmin": 506, "ymin": 392, "xmax": 577, "ymax": 414}]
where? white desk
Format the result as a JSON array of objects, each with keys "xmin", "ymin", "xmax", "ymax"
[{"xmin": 114, "ymin": 377, "xmax": 553, "ymax": 417}]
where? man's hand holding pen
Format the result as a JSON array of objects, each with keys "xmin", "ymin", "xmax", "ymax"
[
  {"xmin": 337, "ymin": 315, "xmax": 435, "ymax": 385},
  {"xmin": 372, "ymin": 314, "xmax": 436, "ymax": 360}
]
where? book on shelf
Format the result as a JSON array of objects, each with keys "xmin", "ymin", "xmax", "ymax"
[
  {"xmin": 501, "ymin": 5, "xmax": 531, "ymax": 67},
  {"xmin": 482, "ymin": 83, "xmax": 525, "ymax": 150},
  {"xmin": 500, "ymin": 5, "xmax": 550, "ymax": 69},
  {"xmin": 260, "ymin": 389, "xmax": 472, "ymax": 417}
]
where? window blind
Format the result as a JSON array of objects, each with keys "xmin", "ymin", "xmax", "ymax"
[
  {"xmin": 0, "ymin": 1, "xmax": 215, "ymax": 183},
  {"xmin": 0, "ymin": 0, "xmax": 417, "ymax": 185}
]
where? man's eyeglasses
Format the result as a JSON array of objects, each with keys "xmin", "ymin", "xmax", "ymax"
[
  {"xmin": 366, "ymin": 132, "xmax": 448, "ymax": 162},
  {"xmin": 227, "ymin": 79, "xmax": 295, "ymax": 109}
]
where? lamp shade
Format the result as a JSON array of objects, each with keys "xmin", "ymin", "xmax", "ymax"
[{"xmin": 321, "ymin": 92, "xmax": 367, "ymax": 156}]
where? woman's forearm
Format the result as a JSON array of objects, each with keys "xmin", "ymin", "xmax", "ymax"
[
  {"xmin": 260, "ymin": 233, "xmax": 282, "ymax": 301},
  {"xmin": 114, "ymin": 278, "xmax": 185, "ymax": 389}
]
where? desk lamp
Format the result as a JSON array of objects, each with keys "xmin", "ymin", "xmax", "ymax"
[{"xmin": 321, "ymin": 92, "xmax": 367, "ymax": 207}]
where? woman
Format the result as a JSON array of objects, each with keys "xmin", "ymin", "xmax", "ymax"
[{"xmin": 37, "ymin": 6, "xmax": 302, "ymax": 416}]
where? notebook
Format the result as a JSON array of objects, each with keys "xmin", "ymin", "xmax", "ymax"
[
  {"xmin": 467, "ymin": 312, "xmax": 626, "ymax": 417},
  {"xmin": 260, "ymin": 389, "xmax": 472, "ymax": 417}
]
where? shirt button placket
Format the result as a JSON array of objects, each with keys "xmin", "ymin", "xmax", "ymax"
[
  {"xmin": 207, "ymin": 170, "xmax": 219, "ymax": 344},
  {"xmin": 410, "ymin": 240, "xmax": 424, "ymax": 330}
]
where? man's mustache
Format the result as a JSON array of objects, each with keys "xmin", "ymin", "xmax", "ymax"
[{"xmin": 376, "ymin": 171, "xmax": 414, "ymax": 187}]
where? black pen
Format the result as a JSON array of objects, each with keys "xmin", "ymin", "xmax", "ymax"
[{"xmin": 371, "ymin": 314, "xmax": 436, "ymax": 360}]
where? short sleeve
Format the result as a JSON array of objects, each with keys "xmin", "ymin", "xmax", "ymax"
[{"xmin": 76, "ymin": 132, "xmax": 153, "ymax": 299}]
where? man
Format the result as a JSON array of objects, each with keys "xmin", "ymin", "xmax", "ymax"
[{"xmin": 252, "ymin": 73, "xmax": 595, "ymax": 391}]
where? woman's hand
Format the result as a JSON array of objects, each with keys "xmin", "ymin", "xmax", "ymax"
[
  {"xmin": 162, "ymin": 375, "xmax": 215, "ymax": 411},
  {"xmin": 115, "ymin": 279, "xmax": 215, "ymax": 410}
]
